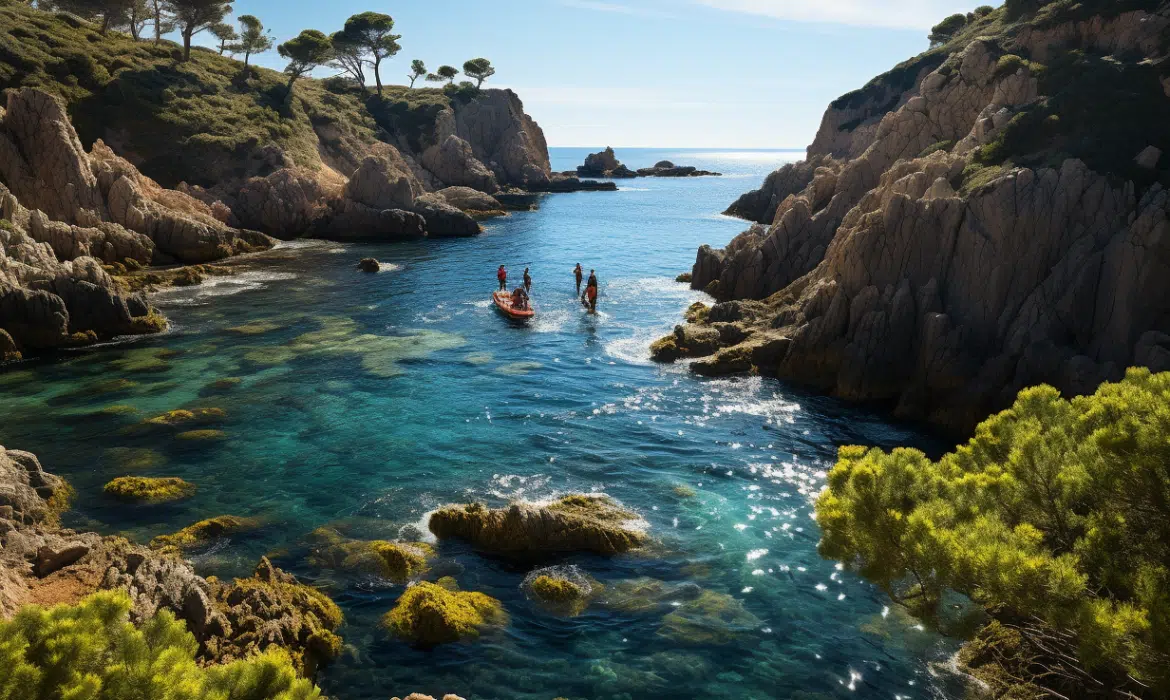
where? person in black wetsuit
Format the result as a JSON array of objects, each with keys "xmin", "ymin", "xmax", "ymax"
[
  {"xmin": 523, "ymin": 267, "xmax": 532, "ymax": 292},
  {"xmin": 574, "ymin": 263, "xmax": 583, "ymax": 294}
]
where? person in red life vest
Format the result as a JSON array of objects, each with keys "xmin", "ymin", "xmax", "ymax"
[
  {"xmin": 497, "ymin": 265, "xmax": 507, "ymax": 291},
  {"xmin": 582, "ymin": 273, "xmax": 598, "ymax": 312}
]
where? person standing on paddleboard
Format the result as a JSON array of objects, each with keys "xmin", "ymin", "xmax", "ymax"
[
  {"xmin": 497, "ymin": 265, "xmax": 507, "ymax": 291},
  {"xmin": 574, "ymin": 263, "xmax": 583, "ymax": 294},
  {"xmin": 524, "ymin": 267, "xmax": 532, "ymax": 293},
  {"xmin": 582, "ymin": 270, "xmax": 599, "ymax": 312}
]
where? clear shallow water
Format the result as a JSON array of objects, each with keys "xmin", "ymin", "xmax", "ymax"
[{"xmin": 0, "ymin": 149, "xmax": 961, "ymax": 700}]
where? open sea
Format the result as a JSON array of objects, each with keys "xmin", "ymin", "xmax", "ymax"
[{"xmin": 0, "ymin": 148, "xmax": 963, "ymax": 699}]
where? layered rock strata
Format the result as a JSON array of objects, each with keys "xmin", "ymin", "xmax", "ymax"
[
  {"xmin": 0, "ymin": 88, "xmax": 275, "ymax": 355},
  {"xmin": 662, "ymin": 5, "xmax": 1170, "ymax": 434}
]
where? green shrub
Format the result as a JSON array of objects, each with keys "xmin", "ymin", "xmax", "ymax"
[
  {"xmin": 815, "ymin": 368, "xmax": 1170, "ymax": 697},
  {"xmin": 0, "ymin": 590, "xmax": 321, "ymax": 699}
]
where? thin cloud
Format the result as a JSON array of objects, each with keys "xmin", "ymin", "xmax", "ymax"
[
  {"xmin": 559, "ymin": 0, "xmax": 673, "ymax": 18},
  {"xmin": 692, "ymin": 0, "xmax": 978, "ymax": 30}
]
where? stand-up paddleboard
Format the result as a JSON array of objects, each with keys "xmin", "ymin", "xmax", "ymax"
[{"xmin": 493, "ymin": 291, "xmax": 535, "ymax": 321}]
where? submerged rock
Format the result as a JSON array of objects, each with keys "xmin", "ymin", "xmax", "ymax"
[
  {"xmin": 658, "ymin": 590, "xmax": 762, "ymax": 644},
  {"xmin": 306, "ymin": 528, "xmax": 434, "ymax": 583},
  {"xmin": 382, "ymin": 580, "xmax": 506, "ymax": 647},
  {"xmin": 428, "ymin": 494, "xmax": 648, "ymax": 556},
  {"xmin": 358, "ymin": 257, "xmax": 380, "ymax": 273},
  {"xmin": 150, "ymin": 515, "xmax": 259, "ymax": 552},
  {"xmin": 103, "ymin": 476, "xmax": 194, "ymax": 503},
  {"xmin": 522, "ymin": 565, "xmax": 602, "ymax": 617}
]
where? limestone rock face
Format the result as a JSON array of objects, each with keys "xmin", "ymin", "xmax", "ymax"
[
  {"xmin": 1, "ymin": 185, "xmax": 164, "ymax": 352},
  {"xmin": 0, "ymin": 89, "xmax": 274, "ymax": 265},
  {"xmin": 0, "ymin": 447, "xmax": 68, "ymax": 528},
  {"xmin": 345, "ymin": 155, "xmax": 419, "ymax": 211},
  {"xmin": 421, "ymin": 133, "xmax": 500, "ymax": 193},
  {"xmin": 434, "ymin": 186, "xmax": 503, "ymax": 213},
  {"xmin": 447, "ymin": 89, "xmax": 551, "ymax": 188},
  {"xmin": 234, "ymin": 167, "xmax": 337, "ymax": 239},
  {"xmin": 411, "ymin": 194, "xmax": 482, "ymax": 237},
  {"xmin": 672, "ymin": 7, "xmax": 1170, "ymax": 434}
]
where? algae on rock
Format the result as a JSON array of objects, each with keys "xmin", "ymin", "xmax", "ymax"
[
  {"xmin": 150, "ymin": 515, "xmax": 260, "ymax": 553},
  {"xmin": 103, "ymin": 476, "xmax": 195, "ymax": 503},
  {"xmin": 428, "ymin": 494, "xmax": 648, "ymax": 556},
  {"xmin": 382, "ymin": 580, "xmax": 506, "ymax": 647}
]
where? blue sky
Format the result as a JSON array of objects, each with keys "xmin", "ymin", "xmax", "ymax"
[{"xmin": 202, "ymin": 0, "xmax": 984, "ymax": 148}]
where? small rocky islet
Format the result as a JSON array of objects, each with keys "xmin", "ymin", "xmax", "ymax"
[{"xmin": 3, "ymin": 1, "xmax": 1170, "ymax": 699}]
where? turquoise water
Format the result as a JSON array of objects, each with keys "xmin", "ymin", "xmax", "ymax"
[{"xmin": 0, "ymin": 148, "xmax": 961, "ymax": 700}]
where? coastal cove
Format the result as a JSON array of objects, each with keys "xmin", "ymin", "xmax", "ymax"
[{"xmin": 1, "ymin": 149, "xmax": 960, "ymax": 699}]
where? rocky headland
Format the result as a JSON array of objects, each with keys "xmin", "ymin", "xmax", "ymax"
[
  {"xmin": 0, "ymin": 1, "xmax": 617, "ymax": 361},
  {"xmin": 656, "ymin": 1, "xmax": 1170, "ymax": 434},
  {"xmin": 575, "ymin": 147, "xmax": 721, "ymax": 178}
]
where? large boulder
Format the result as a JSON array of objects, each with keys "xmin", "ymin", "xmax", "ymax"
[
  {"xmin": 433, "ymin": 186, "xmax": 503, "ymax": 213},
  {"xmin": 321, "ymin": 200, "xmax": 427, "ymax": 241},
  {"xmin": 428, "ymin": 494, "xmax": 648, "ymax": 556},
  {"xmin": 234, "ymin": 167, "xmax": 336, "ymax": 239},
  {"xmin": 344, "ymin": 155, "xmax": 418, "ymax": 211},
  {"xmin": 411, "ymin": 194, "xmax": 482, "ymax": 237},
  {"xmin": 421, "ymin": 134, "xmax": 499, "ymax": 193}
]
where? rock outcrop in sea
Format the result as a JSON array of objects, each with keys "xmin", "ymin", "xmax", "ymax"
[
  {"xmin": 428, "ymin": 495, "xmax": 648, "ymax": 556},
  {"xmin": 660, "ymin": 3, "xmax": 1170, "ymax": 434},
  {"xmin": 575, "ymin": 147, "xmax": 720, "ymax": 178}
]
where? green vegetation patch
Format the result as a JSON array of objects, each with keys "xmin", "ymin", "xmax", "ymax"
[
  {"xmin": 0, "ymin": 591, "xmax": 320, "ymax": 700},
  {"xmin": 815, "ymin": 368, "xmax": 1170, "ymax": 697}
]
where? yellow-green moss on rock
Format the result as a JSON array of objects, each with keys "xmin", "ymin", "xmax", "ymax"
[
  {"xmin": 207, "ymin": 557, "xmax": 344, "ymax": 677},
  {"xmin": 103, "ymin": 476, "xmax": 194, "ymax": 503},
  {"xmin": 531, "ymin": 575, "xmax": 584, "ymax": 603},
  {"xmin": 428, "ymin": 494, "xmax": 648, "ymax": 556},
  {"xmin": 102, "ymin": 447, "xmax": 165, "ymax": 471},
  {"xmin": 150, "ymin": 515, "xmax": 259, "ymax": 552},
  {"xmin": 145, "ymin": 407, "xmax": 226, "ymax": 428},
  {"xmin": 306, "ymin": 530, "xmax": 435, "ymax": 583},
  {"xmin": 175, "ymin": 429, "xmax": 227, "ymax": 442},
  {"xmin": 382, "ymin": 581, "xmax": 506, "ymax": 647}
]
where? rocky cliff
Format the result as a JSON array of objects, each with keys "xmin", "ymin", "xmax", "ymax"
[
  {"xmin": 0, "ymin": 87, "xmax": 279, "ymax": 357},
  {"xmin": 662, "ymin": 1, "xmax": 1170, "ymax": 434},
  {"xmin": 0, "ymin": 2, "xmax": 601, "ymax": 247}
]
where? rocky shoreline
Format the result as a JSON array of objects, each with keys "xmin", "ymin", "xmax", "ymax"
[
  {"xmin": 0, "ymin": 84, "xmax": 615, "ymax": 361},
  {"xmin": 654, "ymin": 4, "xmax": 1170, "ymax": 435}
]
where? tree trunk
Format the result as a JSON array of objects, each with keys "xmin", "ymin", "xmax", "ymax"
[
  {"xmin": 374, "ymin": 56, "xmax": 383, "ymax": 96},
  {"xmin": 244, "ymin": 51, "xmax": 251, "ymax": 69},
  {"xmin": 408, "ymin": 75, "xmax": 416, "ymax": 88},
  {"xmin": 182, "ymin": 28, "xmax": 192, "ymax": 61},
  {"xmin": 476, "ymin": 77, "xmax": 484, "ymax": 88},
  {"xmin": 153, "ymin": 1, "xmax": 162, "ymax": 43},
  {"xmin": 286, "ymin": 73, "xmax": 298, "ymax": 97},
  {"xmin": 100, "ymin": 13, "xmax": 110, "ymax": 35}
]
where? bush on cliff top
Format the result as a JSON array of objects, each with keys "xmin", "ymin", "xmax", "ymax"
[
  {"xmin": 0, "ymin": 590, "xmax": 320, "ymax": 700},
  {"xmin": 815, "ymin": 367, "xmax": 1170, "ymax": 697},
  {"xmin": 0, "ymin": 2, "xmax": 475, "ymax": 188}
]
